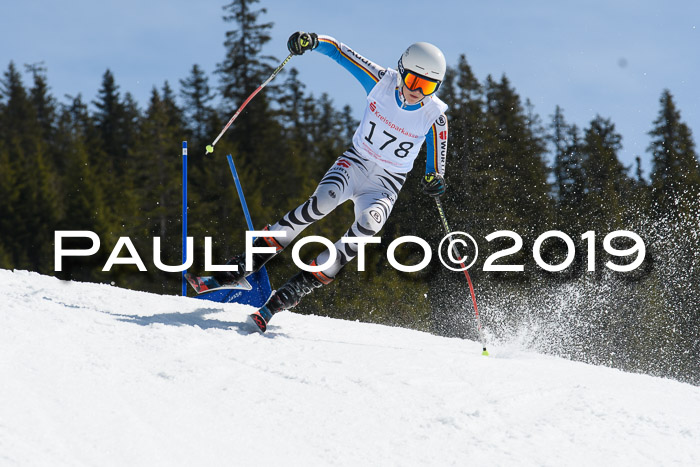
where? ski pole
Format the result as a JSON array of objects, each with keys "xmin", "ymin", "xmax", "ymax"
[
  {"xmin": 205, "ymin": 53, "xmax": 294, "ymax": 155},
  {"xmin": 434, "ymin": 197, "xmax": 489, "ymax": 356}
]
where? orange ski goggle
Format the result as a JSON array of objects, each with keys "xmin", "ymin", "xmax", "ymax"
[{"xmin": 401, "ymin": 71, "xmax": 441, "ymax": 96}]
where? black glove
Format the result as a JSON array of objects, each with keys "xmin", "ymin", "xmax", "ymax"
[
  {"xmin": 287, "ymin": 31, "xmax": 319, "ymax": 55},
  {"xmin": 421, "ymin": 172, "xmax": 446, "ymax": 197}
]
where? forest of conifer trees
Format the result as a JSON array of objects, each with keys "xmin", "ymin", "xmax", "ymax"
[{"xmin": 1, "ymin": 0, "xmax": 698, "ymax": 385}]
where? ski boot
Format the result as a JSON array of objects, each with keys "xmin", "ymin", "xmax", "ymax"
[
  {"xmin": 248, "ymin": 265, "xmax": 333, "ymax": 333},
  {"xmin": 213, "ymin": 225, "xmax": 283, "ymax": 286}
]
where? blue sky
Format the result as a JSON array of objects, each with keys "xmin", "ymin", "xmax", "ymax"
[{"xmin": 2, "ymin": 0, "xmax": 698, "ymax": 175}]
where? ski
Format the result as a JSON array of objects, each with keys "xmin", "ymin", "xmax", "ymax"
[
  {"xmin": 246, "ymin": 312, "xmax": 267, "ymax": 333},
  {"xmin": 246, "ymin": 306, "xmax": 275, "ymax": 333},
  {"xmin": 184, "ymin": 273, "xmax": 252, "ymax": 294}
]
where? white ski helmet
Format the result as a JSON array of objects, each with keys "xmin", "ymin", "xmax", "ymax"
[{"xmin": 397, "ymin": 42, "xmax": 446, "ymax": 94}]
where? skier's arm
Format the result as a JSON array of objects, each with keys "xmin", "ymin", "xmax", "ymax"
[
  {"xmin": 425, "ymin": 113, "xmax": 448, "ymax": 175},
  {"xmin": 314, "ymin": 35, "xmax": 385, "ymax": 94}
]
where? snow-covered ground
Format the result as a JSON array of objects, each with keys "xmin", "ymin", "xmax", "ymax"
[{"xmin": 1, "ymin": 269, "xmax": 699, "ymax": 466}]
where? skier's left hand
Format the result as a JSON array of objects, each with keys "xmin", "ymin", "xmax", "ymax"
[
  {"xmin": 287, "ymin": 31, "xmax": 319, "ymax": 55},
  {"xmin": 421, "ymin": 172, "xmax": 446, "ymax": 197}
]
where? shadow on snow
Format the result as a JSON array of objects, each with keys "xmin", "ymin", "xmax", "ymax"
[{"xmin": 107, "ymin": 307, "xmax": 272, "ymax": 336}]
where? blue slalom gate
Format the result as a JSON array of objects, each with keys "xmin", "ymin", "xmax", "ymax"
[{"xmin": 181, "ymin": 141, "xmax": 272, "ymax": 308}]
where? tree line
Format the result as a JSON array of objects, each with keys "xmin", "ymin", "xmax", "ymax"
[{"xmin": 1, "ymin": 0, "xmax": 698, "ymax": 384}]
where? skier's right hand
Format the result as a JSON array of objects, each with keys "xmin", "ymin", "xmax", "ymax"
[
  {"xmin": 421, "ymin": 172, "xmax": 446, "ymax": 197},
  {"xmin": 287, "ymin": 31, "xmax": 319, "ymax": 55}
]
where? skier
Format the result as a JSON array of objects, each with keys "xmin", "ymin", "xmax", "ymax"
[{"xmin": 217, "ymin": 32, "xmax": 449, "ymax": 332}]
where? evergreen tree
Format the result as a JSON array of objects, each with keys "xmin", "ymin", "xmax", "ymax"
[
  {"xmin": 179, "ymin": 64, "xmax": 216, "ymax": 146},
  {"xmin": 53, "ymin": 95, "xmax": 113, "ymax": 281},
  {"xmin": 0, "ymin": 144, "xmax": 18, "ymax": 269},
  {"xmin": 160, "ymin": 81, "xmax": 183, "ymax": 130},
  {"xmin": 579, "ymin": 116, "xmax": 631, "ymax": 232},
  {"xmin": 549, "ymin": 108, "xmax": 585, "ymax": 231},
  {"xmin": 443, "ymin": 55, "xmax": 486, "ymax": 225},
  {"xmin": 624, "ymin": 155, "xmax": 650, "ymax": 227},
  {"xmin": 25, "ymin": 62, "xmax": 56, "ymax": 143},
  {"xmin": 0, "ymin": 63, "xmax": 30, "ymax": 268},
  {"xmin": 550, "ymin": 106, "xmax": 568, "ymax": 201},
  {"xmin": 217, "ymin": 0, "xmax": 275, "ymax": 106},
  {"xmin": 122, "ymin": 91, "xmax": 142, "ymax": 158},
  {"xmin": 215, "ymin": 0, "xmax": 280, "ymax": 165},
  {"xmin": 23, "ymin": 144, "xmax": 61, "ymax": 272},
  {"xmin": 482, "ymin": 74, "xmax": 552, "ymax": 248},
  {"xmin": 648, "ymin": 89, "xmax": 700, "ymax": 215},
  {"xmin": 646, "ymin": 90, "xmax": 700, "ymax": 378},
  {"xmin": 93, "ymin": 69, "xmax": 129, "ymax": 168},
  {"xmin": 275, "ymin": 69, "xmax": 316, "ymax": 212},
  {"xmin": 0, "ymin": 61, "xmax": 60, "ymax": 272},
  {"xmin": 92, "ymin": 71, "xmax": 142, "ymax": 239},
  {"xmin": 0, "ymin": 62, "xmax": 39, "ymax": 141},
  {"xmin": 340, "ymin": 105, "xmax": 357, "ymax": 144},
  {"xmin": 279, "ymin": 67, "xmax": 307, "ymax": 136},
  {"xmin": 126, "ymin": 85, "xmax": 188, "ymax": 291},
  {"xmin": 64, "ymin": 92, "xmax": 101, "ymax": 147}
]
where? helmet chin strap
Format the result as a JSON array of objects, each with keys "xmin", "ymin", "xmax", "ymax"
[{"xmin": 398, "ymin": 85, "xmax": 424, "ymax": 109}]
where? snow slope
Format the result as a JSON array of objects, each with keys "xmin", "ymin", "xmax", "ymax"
[{"xmin": 1, "ymin": 269, "xmax": 699, "ymax": 467}]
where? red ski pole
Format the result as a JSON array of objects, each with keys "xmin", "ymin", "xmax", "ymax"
[
  {"xmin": 205, "ymin": 54, "xmax": 294, "ymax": 155},
  {"xmin": 434, "ymin": 197, "xmax": 489, "ymax": 356}
]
